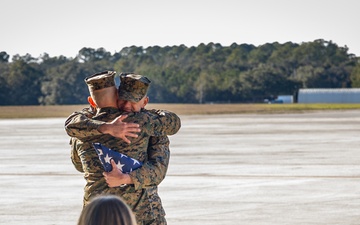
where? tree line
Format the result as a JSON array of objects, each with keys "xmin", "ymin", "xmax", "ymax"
[{"xmin": 0, "ymin": 39, "xmax": 359, "ymax": 105}]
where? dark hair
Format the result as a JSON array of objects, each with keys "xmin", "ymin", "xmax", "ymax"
[{"xmin": 77, "ymin": 195, "xmax": 137, "ymax": 225}]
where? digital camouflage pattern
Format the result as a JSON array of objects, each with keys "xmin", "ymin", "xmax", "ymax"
[
  {"xmin": 85, "ymin": 71, "xmax": 116, "ymax": 91},
  {"xmin": 65, "ymin": 107, "xmax": 180, "ymax": 224},
  {"xmin": 70, "ymin": 137, "xmax": 84, "ymax": 173},
  {"xmin": 65, "ymin": 107, "xmax": 105, "ymax": 138},
  {"xmin": 118, "ymin": 73, "xmax": 151, "ymax": 102}
]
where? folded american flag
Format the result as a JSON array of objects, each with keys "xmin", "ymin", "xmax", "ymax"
[{"xmin": 92, "ymin": 143, "xmax": 142, "ymax": 173}]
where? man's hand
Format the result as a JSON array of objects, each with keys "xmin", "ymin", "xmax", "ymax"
[
  {"xmin": 98, "ymin": 115, "xmax": 140, "ymax": 144},
  {"xmin": 103, "ymin": 160, "xmax": 133, "ymax": 187}
]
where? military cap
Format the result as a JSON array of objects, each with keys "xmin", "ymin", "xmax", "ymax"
[
  {"xmin": 84, "ymin": 71, "xmax": 116, "ymax": 92},
  {"xmin": 118, "ymin": 73, "xmax": 151, "ymax": 102}
]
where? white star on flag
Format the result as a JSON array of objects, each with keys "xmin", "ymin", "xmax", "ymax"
[
  {"xmin": 132, "ymin": 159, "xmax": 140, "ymax": 165},
  {"xmin": 116, "ymin": 161, "xmax": 125, "ymax": 172},
  {"xmin": 92, "ymin": 143, "xmax": 143, "ymax": 173},
  {"xmin": 104, "ymin": 154, "xmax": 112, "ymax": 164}
]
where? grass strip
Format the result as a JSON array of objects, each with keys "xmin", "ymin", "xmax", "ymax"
[{"xmin": 1, "ymin": 103, "xmax": 360, "ymax": 119}]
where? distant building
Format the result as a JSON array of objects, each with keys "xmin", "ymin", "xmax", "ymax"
[
  {"xmin": 277, "ymin": 95, "xmax": 294, "ymax": 104},
  {"xmin": 264, "ymin": 95, "xmax": 293, "ymax": 104},
  {"xmin": 298, "ymin": 88, "xmax": 360, "ymax": 103}
]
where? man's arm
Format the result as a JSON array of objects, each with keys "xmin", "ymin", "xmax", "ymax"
[
  {"xmin": 65, "ymin": 108, "xmax": 180, "ymax": 142},
  {"xmin": 129, "ymin": 136, "xmax": 170, "ymax": 190},
  {"xmin": 102, "ymin": 111, "xmax": 178, "ymax": 188},
  {"xmin": 98, "ymin": 115, "xmax": 140, "ymax": 143},
  {"xmin": 64, "ymin": 107, "xmax": 104, "ymax": 139},
  {"xmin": 102, "ymin": 136, "xmax": 170, "ymax": 189},
  {"xmin": 132, "ymin": 109, "xmax": 181, "ymax": 137},
  {"xmin": 97, "ymin": 109, "xmax": 181, "ymax": 138},
  {"xmin": 64, "ymin": 108, "xmax": 140, "ymax": 143},
  {"xmin": 69, "ymin": 137, "xmax": 84, "ymax": 173}
]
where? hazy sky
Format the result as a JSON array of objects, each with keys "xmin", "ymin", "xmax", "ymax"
[{"xmin": 1, "ymin": 0, "xmax": 359, "ymax": 58}]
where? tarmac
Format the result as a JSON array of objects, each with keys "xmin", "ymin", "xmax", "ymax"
[{"xmin": 0, "ymin": 110, "xmax": 359, "ymax": 225}]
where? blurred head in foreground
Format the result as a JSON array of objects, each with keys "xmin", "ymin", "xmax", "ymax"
[{"xmin": 77, "ymin": 195, "xmax": 137, "ymax": 225}]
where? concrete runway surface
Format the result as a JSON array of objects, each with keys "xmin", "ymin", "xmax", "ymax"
[{"xmin": 0, "ymin": 111, "xmax": 360, "ymax": 225}]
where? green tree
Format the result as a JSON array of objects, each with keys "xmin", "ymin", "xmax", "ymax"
[
  {"xmin": 0, "ymin": 51, "xmax": 10, "ymax": 62},
  {"xmin": 0, "ymin": 75, "xmax": 10, "ymax": 105},
  {"xmin": 77, "ymin": 47, "xmax": 112, "ymax": 62},
  {"xmin": 349, "ymin": 61, "xmax": 360, "ymax": 87},
  {"xmin": 6, "ymin": 58, "xmax": 44, "ymax": 105},
  {"xmin": 0, "ymin": 40, "xmax": 357, "ymax": 105},
  {"xmin": 240, "ymin": 64, "xmax": 300, "ymax": 102},
  {"xmin": 39, "ymin": 60, "xmax": 91, "ymax": 105}
]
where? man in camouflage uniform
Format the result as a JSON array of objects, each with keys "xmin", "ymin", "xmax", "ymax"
[{"xmin": 64, "ymin": 71, "xmax": 180, "ymax": 225}]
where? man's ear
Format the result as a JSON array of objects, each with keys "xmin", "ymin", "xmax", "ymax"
[
  {"xmin": 87, "ymin": 96, "xmax": 97, "ymax": 108},
  {"xmin": 142, "ymin": 96, "xmax": 149, "ymax": 108}
]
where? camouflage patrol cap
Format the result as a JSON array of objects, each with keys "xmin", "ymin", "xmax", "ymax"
[
  {"xmin": 118, "ymin": 73, "xmax": 151, "ymax": 102},
  {"xmin": 84, "ymin": 71, "xmax": 116, "ymax": 92}
]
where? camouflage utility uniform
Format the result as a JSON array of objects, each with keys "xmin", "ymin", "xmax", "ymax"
[{"xmin": 65, "ymin": 107, "xmax": 180, "ymax": 224}]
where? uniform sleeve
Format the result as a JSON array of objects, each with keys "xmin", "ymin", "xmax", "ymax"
[
  {"xmin": 69, "ymin": 137, "xmax": 84, "ymax": 173},
  {"xmin": 137, "ymin": 109, "xmax": 181, "ymax": 136},
  {"xmin": 129, "ymin": 136, "xmax": 170, "ymax": 190},
  {"xmin": 64, "ymin": 107, "xmax": 105, "ymax": 140}
]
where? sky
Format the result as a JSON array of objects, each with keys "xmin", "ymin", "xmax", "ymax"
[{"xmin": 1, "ymin": 0, "xmax": 359, "ymax": 58}]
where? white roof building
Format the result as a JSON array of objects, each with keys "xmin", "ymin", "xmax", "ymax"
[{"xmin": 298, "ymin": 88, "xmax": 360, "ymax": 103}]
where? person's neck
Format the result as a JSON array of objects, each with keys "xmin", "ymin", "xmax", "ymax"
[{"xmin": 96, "ymin": 103, "xmax": 118, "ymax": 108}]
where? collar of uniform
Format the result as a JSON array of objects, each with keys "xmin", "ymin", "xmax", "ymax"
[{"xmin": 95, "ymin": 107, "xmax": 120, "ymax": 117}]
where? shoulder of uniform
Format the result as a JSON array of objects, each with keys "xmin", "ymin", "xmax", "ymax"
[{"xmin": 146, "ymin": 109, "xmax": 167, "ymax": 117}]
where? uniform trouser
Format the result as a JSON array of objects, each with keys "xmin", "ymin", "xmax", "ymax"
[{"xmin": 141, "ymin": 215, "xmax": 167, "ymax": 225}]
